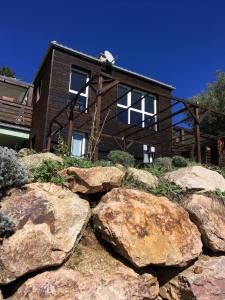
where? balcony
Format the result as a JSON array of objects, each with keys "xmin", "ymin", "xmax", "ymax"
[{"xmin": 0, "ymin": 97, "xmax": 32, "ymax": 128}]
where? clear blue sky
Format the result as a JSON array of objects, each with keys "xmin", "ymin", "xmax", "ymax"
[{"xmin": 1, "ymin": 0, "xmax": 225, "ymax": 98}]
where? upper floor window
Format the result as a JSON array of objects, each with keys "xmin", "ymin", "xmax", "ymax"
[
  {"xmin": 35, "ymin": 81, "xmax": 42, "ymax": 103},
  {"xmin": 69, "ymin": 69, "xmax": 89, "ymax": 112},
  {"xmin": 117, "ymin": 85, "xmax": 157, "ymax": 130}
]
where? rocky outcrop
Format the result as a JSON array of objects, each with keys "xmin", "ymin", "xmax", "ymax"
[
  {"xmin": 183, "ymin": 194, "xmax": 225, "ymax": 252},
  {"xmin": 159, "ymin": 255, "xmax": 225, "ymax": 300},
  {"xmin": 165, "ymin": 166, "xmax": 225, "ymax": 192},
  {"xmin": 20, "ymin": 152, "xmax": 63, "ymax": 170},
  {"xmin": 0, "ymin": 183, "xmax": 90, "ymax": 284},
  {"xmin": 9, "ymin": 267, "xmax": 158, "ymax": 300},
  {"xmin": 59, "ymin": 166, "xmax": 125, "ymax": 194},
  {"xmin": 93, "ymin": 188, "xmax": 202, "ymax": 268},
  {"xmin": 127, "ymin": 167, "xmax": 158, "ymax": 188}
]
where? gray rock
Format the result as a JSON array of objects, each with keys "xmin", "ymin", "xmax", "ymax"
[
  {"xmin": 127, "ymin": 167, "xmax": 158, "ymax": 188},
  {"xmin": 165, "ymin": 166, "xmax": 225, "ymax": 192}
]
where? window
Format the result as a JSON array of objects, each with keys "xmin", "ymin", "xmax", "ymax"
[
  {"xmin": 35, "ymin": 81, "xmax": 42, "ymax": 103},
  {"xmin": 71, "ymin": 132, "xmax": 86, "ymax": 157},
  {"xmin": 69, "ymin": 69, "xmax": 89, "ymax": 112},
  {"xmin": 117, "ymin": 85, "xmax": 157, "ymax": 130},
  {"xmin": 143, "ymin": 145, "xmax": 155, "ymax": 163}
]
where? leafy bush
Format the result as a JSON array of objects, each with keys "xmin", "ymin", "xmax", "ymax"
[
  {"xmin": 154, "ymin": 157, "xmax": 172, "ymax": 169},
  {"xmin": 0, "ymin": 212, "xmax": 16, "ymax": 239},
  {"xmin": 122, "ymin": 175, "xmax": 184, "ymax": 203},
  {"xmin": 151, "ymin": 178, "xmax": 184, "ymax": 203},
  {"xmin": 172, "ymin": 156, "xmax": 188, "ymax": 168},
  {"xmin": 31, "ymin": 160, "xmax": 65, "ymax": 185},
  {"xmin": 55, "ymin": 135, "xmax": 69, "ymax": 157},
  {"xmin": 107, "ymin": 150, "xmax": 135, "ymax": 167},
  {"xmin": 0, "ymin": 146, "xmax": 29, "ymax": 190},
  {"xmin": 63, "ymin": 156, "xmax": 94, "ymax": 169}
]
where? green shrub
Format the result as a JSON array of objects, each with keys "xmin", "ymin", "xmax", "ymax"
[
  {"xmin": 0, "ymin": 212, "xmax": 16, "ymax": 239},
  {"xmin": 151, "ymin": 178, "xmax": 184, "ymax": 203},
  {"xmin": 154, "ymin": 157, "xmax": 172, "ymax": 169},
  {"xmin": 122, "ymin": 175, "xmax": 184, "ymax": 203},
  {"xmin": 172, "ymin": 155, "xmax": 188, "ymax": 168},
  {"xmin": 107, "ymin": 150, "xmax": 135, "ymax": 167},
  {"xmin": 63, "ymin": 156, "xmax": 94, "ymax": 168},
  {"xmin": 0, "ymin": 146, "xmax": 29, "ymax": 190},
  {"xmin": 55, "ymin": 135, "xmax": 69, "ymax": 157},
  {"xmin": 31, "ymin": 159, "xmax": 65, "ymax": 186},
  {"xmin": 122, "ymin": 175, "xmax": 151, "ymax": 192},
  {"xmin": 144, "ymin": 163, "xmax": 168, "ymax": 177}
]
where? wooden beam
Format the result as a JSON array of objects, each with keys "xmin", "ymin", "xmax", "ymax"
[
  {"xmin": 93, "ymin": 75, "xmax": 103, "ymax": 162},
  {"xmin": 194, "ymin": 106, "xmax": 201, "ymax": 163}
]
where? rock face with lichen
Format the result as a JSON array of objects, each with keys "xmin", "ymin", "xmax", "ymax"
[
  {"xmin": 183, "ymin": 194, "xmax": 225, "ymax": 252},
  {"xmin": 159, "ymin": 255, "xmax": 225, "ymax": 300},
  {"xmin": 58, "ymin": 166, "xmax": 125, "ymax": 194},
  {"xmin": 93, "ymin": 188, "xmax": 202, "ymax": 268},
  {"xmin": 9, "ymin": 266, "xmax": 159, "ymax": 300},
  {"xmin": 0, "ymin": 183, "xmax": 90, "ymax": 284}
]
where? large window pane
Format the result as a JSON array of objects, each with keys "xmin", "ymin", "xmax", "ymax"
[
  {"xmin": 69, "ymin": 93, "xmax": 87, "ymax": 112},
  {"xmin": 144, "ymin": 115, "xmax": 156, "ymax": 129},
  {"xmin": 130, "ymin": 110, "xmax": 142, "ymax": 127},
  {"xmin": 117, "ymin": 86, "xmax": 128, "ymax": 106},
  {"xmin": 145, "ymin": 95, "xmax": 155, "ymax": 113},
  {"xmin": 70, "ymin": 70, "xmax": 87, "ymax": 92},
  {"xmin": 131, "ymin": 91, "xmax": 142, "ymax": 110},
  {"xmin": 117, "ymin": 106, "xmax": 128, "ymax": 124}
]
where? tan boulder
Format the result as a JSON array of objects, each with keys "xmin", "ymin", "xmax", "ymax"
[
  {"xmin": 127, "ymin": 167, "xmax": 158, "ymax": 188},
  {"xmin": 9, "ymin": 267, "xmax": 158, "ymax": 300},
  {"xmin": 93, "ymin": 188, "xmax": 202, "ymax": 268},
  {"xmin": 165, "ymin": 166, "xmax": 225, "ymax": 192},
  {"xmin": 59, "ymin": 166, "xmax": 125, "ymax": 194},
  {"xmin": 0, "ymin": 183, "xmax": 90, "ymax": 284},
  {"xmin": 20, "ymin": 152, "xmax": 63, "ymax": 170},
  {"xmin": 183, "ymin": 194, "xmax": 225, "ymax": 252},
  {"xmin": 159, "ymin": 255, "xmax": 225, "ymax": 300}
]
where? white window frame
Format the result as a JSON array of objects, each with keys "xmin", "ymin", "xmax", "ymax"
[
  {"xmin": 69, "ymin": 68, "xmax": 89, "ymax": 111},
  {"xmin": 117, "ymin": 85, "xmax": 157, "ymax": 129},
  {"xmin": 71, "ymin": 132, "xmax": 86, "ymax": 157}
]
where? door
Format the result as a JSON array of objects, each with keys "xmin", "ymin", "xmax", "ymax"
[{"xmin": 71, "ymin": 132, "xmax": 86, "ymax": 157}]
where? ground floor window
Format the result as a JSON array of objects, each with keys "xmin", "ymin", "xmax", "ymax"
[
  {"xmin": 71, "ymin": 132, "xmax": 86, "ymax": 157},
  {"xmin": 143, "ymin": 145, "xmax": 155, "ymax": 163}
]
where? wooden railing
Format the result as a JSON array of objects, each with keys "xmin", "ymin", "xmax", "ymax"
[{"xmin": 0, "ymin": 97, "xmax": 32, "ymax": 128}]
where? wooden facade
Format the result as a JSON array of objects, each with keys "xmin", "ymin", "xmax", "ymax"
[{"xmin": 31, "ymin": 42, "xmax": 175, "ymax": 161}]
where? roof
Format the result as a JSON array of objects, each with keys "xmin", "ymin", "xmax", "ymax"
[
  {"xmin": 34, "ymin": 41, "xmax": 175, "ymax": 90},
  {"xmin": 0, "ymin": 75, "xmax": 32, "ymax": 88}
]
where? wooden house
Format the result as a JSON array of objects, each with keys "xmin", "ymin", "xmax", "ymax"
[{"xmin": 31, "ymin": 41, "xmax": 175, "ymax": 162}]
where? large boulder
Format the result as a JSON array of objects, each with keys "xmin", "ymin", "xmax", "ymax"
[
  {"xmin": 9, "ymin": 267, "xmax": 158, "ymax": 300},
  {"xmin": 93, "ymin": 188, "xmax": 202, "ymax": 268},
  {"xmin": 183, "ymin": 194, "xmax": 225, "ymax": 252},
  {"xmin": 0, "ymin": 183, "xmax": 90, "ymax": 284},
  {"xmin": 127, "ymin": 167, "xmax": 158, "ymax": 188},
  {"xmin": 159, "ymin": 255, "xmax": 225, "ymax": 300},
  {"xmin": 165, "ymin": 166, "xmax": 225, "ymax": 192},
  {"xmin": 58, "ymin": 166, "xmax": 125, "ymax": 194},
  {"xmin": 20, "ymin": 152, "xmax": 63, "ymax": 170}
]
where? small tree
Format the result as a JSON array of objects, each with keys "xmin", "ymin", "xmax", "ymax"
[
  {"xmin": 0, "ymin": 66, "xmax": 16, "ymax": 78},
  {"xmin": 190, "ymin": 71, "xmax": 225, "ymax": 137}
]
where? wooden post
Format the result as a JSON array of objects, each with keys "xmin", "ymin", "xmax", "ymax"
[
  {"xmin": 67, "ymin": 119, "xmax": 73, "ymax": 152},
  {"xmin": 93, "ymin": 75, "xmax": 103, "ymax": 162},
  {"xmin": 194, "ymin": 106, "xmax": 201, "ymax": 163},
  {"xmin": 47, "ymin": 135, "xmax": 51, "ymax": 152}
]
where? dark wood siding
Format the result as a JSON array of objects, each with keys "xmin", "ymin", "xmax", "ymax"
[
  {"xmin": 33, "ymin": 46, "xmax": 173, "ymax": 160},
  {"xmin": 31, "ymin": 51, "xmax": 53, "ymax": 151}
]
